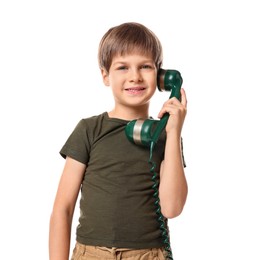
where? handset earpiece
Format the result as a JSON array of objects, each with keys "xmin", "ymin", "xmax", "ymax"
[
  {"xmin": 157, "ymin": 68, "xmax": 183, "ymax": 100},
  {"xmin": 125, "ymin": 69, "xmax": 183, "ymax": 147}
]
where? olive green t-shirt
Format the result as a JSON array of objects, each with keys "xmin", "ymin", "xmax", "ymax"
[{"xmin": 60, "ymin": 112, "xmax": 168, "ymax": 249}]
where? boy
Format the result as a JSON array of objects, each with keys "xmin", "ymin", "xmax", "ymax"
[{"xmin": 49, "ymin": 22, "xmax": 188, "ymax": 260}]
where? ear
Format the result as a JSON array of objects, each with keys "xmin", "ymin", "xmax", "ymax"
[{"xmin": 101, "ymin": 69, "xmax": 110, "ymax": 86}]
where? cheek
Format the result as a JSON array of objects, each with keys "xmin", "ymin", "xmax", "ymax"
[
  {"xmin": 150, "ymin": 77, "xmax": 157, "ymax": 89},
  {"xmin": 110, "ymin": 77, "xmax": 122, "ymax": 87},
  {"xmin": 149, "ymin": 71, "xmax": 158, "ymax": 86}
]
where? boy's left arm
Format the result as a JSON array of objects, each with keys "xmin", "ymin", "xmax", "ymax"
[{"xmin": 158, "ymin": 88, "xmax": 188, "ymax": 219}]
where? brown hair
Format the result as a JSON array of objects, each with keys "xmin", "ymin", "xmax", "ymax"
[{"xmin": 98, "ymin": 22, "xmax": 163, "ymax": 72}]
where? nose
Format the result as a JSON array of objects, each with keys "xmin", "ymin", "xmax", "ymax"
[{"xmin": 129, "ymin": 69, "xmax": 143, "ymax": 83}]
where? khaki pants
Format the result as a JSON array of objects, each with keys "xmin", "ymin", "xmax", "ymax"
[{"xmin": 71, "ymin": 242, "xmax": 167, "ymax": 260}]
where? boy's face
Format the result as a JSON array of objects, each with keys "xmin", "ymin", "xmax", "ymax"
[{"xmin": 101, "ymin": 53, "xmax": 157, "ymax": 109}]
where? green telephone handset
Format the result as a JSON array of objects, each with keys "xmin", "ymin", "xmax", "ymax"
[
  {"xmin": 125, "ymin": 69, "xmax": 183, "ymax": 260},
  {"xmin": 125, "ymin": 69, "xmax": 183, "ymax": 147}
]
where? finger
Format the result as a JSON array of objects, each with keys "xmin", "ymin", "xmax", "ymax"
[
  {"xmin": 167, "ymin": 97, "xmax": 180, "ymax": 105},
  {"xmin": 157, "ymin": 106, "xmax": 170, "ymax": 118},
  {"xmin": 180, "ymin": 88, "xmax": 187, "ymax": 107},
  {"xmin": 157, "ymin": 104, "xmax": 177, "ymax": 118}
]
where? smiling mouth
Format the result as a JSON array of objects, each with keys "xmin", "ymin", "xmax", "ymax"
[{"xmin": 125, "ymin": 87, "xmax": 146, "ymax": 93}]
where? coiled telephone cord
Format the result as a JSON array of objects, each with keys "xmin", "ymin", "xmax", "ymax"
[{"xmin": 149, "ymin": 141, "xmax": 173, "ymax": 260}]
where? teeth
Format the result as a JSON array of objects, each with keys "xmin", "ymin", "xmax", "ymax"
[{"xmin": 127, "ymin": 88, "xmax": 144, "ymax": 90}]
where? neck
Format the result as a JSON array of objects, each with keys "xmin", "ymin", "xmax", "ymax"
[{"xmin": 108, "ymin": 104, "xmax": 149, "ymax": 121}]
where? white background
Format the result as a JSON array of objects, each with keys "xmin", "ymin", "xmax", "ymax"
[{"xmin": 1, "ymin": 0, "xmax": 264, "ymax": 259}]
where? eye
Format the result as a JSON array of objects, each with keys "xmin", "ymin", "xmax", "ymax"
[
  {"xmin": 117, "ymin": 66, "xmax": 128, "ymax": 70},
  {"xmin": 141, "ymin": 64, "xmax": 153, "ymax": 69}
]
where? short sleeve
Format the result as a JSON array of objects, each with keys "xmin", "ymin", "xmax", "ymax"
[{"xmin": 60, "ymin": 119, "xmax": 91, "ymax": 165}]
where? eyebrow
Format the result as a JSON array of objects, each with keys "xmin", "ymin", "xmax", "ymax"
[{"xmin": 112, "ymin": 59, "xmax": 154, "ymax": 66}]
